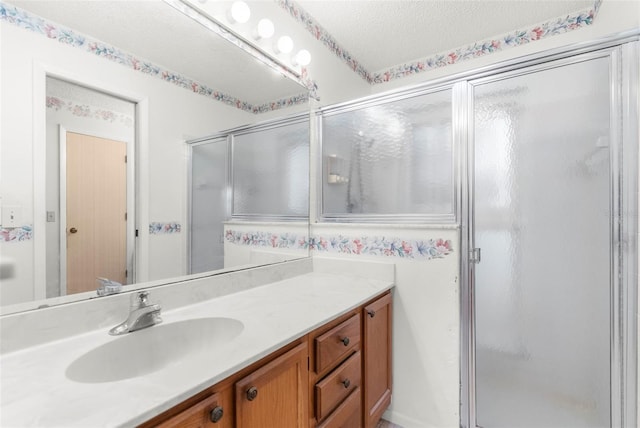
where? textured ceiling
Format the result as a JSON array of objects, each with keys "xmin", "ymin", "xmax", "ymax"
[
  {"xmin": 7, "ymin": 0, "xmax": 306, "ymax": 106},
  {"xmin": 5, "ymin": 0, "xmax": 598, "ymax": 109},
  {"xmin": 296, "ymin": 0, "xmax": 595, "ymax": 72}
]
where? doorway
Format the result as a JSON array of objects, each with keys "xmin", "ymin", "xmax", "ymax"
[
  {"xmin": 462, "ymin": 44, "xmax": 638, "ymax": 428},
  {"xmin": 46, "ymin": 77, "xmax": 136, "ymax": 297}
]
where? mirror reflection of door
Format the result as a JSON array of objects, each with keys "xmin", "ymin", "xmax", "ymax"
[
  {"xmin": 189, "ymin": 139, "xmax": 228, "ymax": 274},
  {"xmin": 64, "ymin": 132, "xmax": 127, "ymax": 294},
  {"xmin": 47, "ymin": 77, "xmax": 135, "ymax": 297}
]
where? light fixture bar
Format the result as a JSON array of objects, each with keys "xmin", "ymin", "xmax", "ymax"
[{"xmin": 163, "ymin": 0, "xmax": 308, "ymax": 89}]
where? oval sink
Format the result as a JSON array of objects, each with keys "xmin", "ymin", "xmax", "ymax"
[{"xmin": 66, "ymin": 317, "xmax": 244, "ymax": 383}]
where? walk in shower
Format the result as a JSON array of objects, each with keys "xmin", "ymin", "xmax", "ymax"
[{"xmin": 462, "ymin": 39, "xmax": 638, "ymax": 428}]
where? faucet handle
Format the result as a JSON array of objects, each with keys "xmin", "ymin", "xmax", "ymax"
[{"xmin": 131, "ymin": 291, "xmax": 149, "ymax": 308}]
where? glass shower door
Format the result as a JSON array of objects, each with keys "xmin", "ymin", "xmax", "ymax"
[
  {"xmin": 472, "ymin": 55, "xmax": 612, "ymax": 428},
  {"xmin": 190, "ymin": 139, "xmax": 228, "ymax": 274}
]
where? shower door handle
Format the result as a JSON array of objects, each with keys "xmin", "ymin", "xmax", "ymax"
[{"xmin": 470, "ymin": 248, "xmax": 481, "ymax": 264}]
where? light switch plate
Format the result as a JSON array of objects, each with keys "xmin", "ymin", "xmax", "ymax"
[
  {"xmin": 47, "ymin": 211, "xmax": 56, "ymax": 222},
  {"xmin": 1, "ymin": 206, "xmax": 21, "ymax": 227}
]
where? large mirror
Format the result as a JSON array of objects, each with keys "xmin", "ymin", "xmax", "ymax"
[{"xmin": 0, "ymin": 0, "xmax": 311, "ymax": 314}]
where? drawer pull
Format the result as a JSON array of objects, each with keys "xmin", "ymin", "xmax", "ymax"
[
  {"xmin": 342, "ymin": 379, "xmax": 351, "ymax": 389},
  {"xmin": 367, "ymin": 309, "xmax": 376, "ymax": 318},
  {"xmin": 246, "ymin": 386, "xmax": 258, "ymax": 401},
  {"xmin": 341, "ymin": 337, "xmax": 350, "ymax": 346},
  {"xmin": 209, "ymin": 406, "xmax": 224, "ymax": 423}
]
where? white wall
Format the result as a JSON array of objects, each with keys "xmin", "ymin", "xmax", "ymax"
[
  {"xmin": 0, "ymin": 21, "xmax": 255, "ymax": 305},
  {"xmin": 310, "ymin": 225, "xmax": 460, "ymax": 427}
]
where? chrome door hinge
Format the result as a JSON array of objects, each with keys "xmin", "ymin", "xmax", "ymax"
[{"xmin": 469, "ymin": 248, "xmax": 481, "ymax": 264}]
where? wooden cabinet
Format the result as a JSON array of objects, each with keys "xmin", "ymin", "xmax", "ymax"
[
  {"xmin": 142, "ymin": 291, "xmax": 392, "ymax": 428},
  {"xmin": 156, "ymin": 392, "xmax": 230, "ymax": 428},
  {"xmin": 235, "ymin": 342, "xmax": 308, "ymax": 428},
  {"xmin": 363, "ymin": 293, "xmax": 392, "ymax": 428}
]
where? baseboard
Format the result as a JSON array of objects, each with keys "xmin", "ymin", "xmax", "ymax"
[{"xmin": 382, "ymin": 409, "xmax": 429, "ymax": 428}]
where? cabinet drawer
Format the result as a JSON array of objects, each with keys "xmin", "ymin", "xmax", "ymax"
[
  {"xmin": 317, "ymin": 387, "xmax": 361, "ymax": 428},
  {"xmin": 315, "ymin": 350, "xmax": 361, "ymax": 422},
  {"xmin": 315, "ymin": 313, "xmax": 360, "ymax": 373},
  {"xmin": 156, "ymin": 392, "xmax": 227, "ymax": 428}
]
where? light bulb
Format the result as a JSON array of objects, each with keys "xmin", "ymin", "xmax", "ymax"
[
  {"xmin": 275, "ymin": 36, "xmax": 293, "ymax": 54},
  {"xmin": 292, "ymin": 49, "xmax": 311, "ymax": 66},
  {"xmin": 228, "ymin": 1, "xmax": 250, "ymax": 24},
  {"xmin": 255, "ymin": 18, "xmax": 274, "ymax": 39}
]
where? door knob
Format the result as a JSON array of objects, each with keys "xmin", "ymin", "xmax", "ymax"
[{"xmin": 69, "ymin": 227, "xmax": 78, "ymax": 234}]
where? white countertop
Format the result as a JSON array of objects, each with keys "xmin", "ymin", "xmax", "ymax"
[{"xmin": 0, "ymin": 271, "xmax": 393, "ymax": 427}]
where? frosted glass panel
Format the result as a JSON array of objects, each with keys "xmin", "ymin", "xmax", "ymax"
[
  {"xmin": 232, "ymin": 121, "xmax": 309, "ymax": 217},
  {"xmin": 322, "ymin": 89, "xmax": 453, "ymax": 219},
  {"xmin": 190, "ymin": 140, "xmax": 227, "ymax": 274},
  {"xmin": 473, "ymin": 57, "xmax": 611, "ymax": 428}
]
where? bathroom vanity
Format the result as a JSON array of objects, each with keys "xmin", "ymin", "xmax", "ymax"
[
  {"xmin": 0, "ymin": 258, "xmax": 394, "ymax": 427},
  {"xmin": 141, "ymin": 291, "xmax": 392, "ymax": 428}
]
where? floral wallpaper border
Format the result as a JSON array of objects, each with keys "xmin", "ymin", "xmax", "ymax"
[
  {"xmin": 149, "ymin": 222, "xmax": 181, "ymax": 235},
  {"xmin": 310, "ymin": 235, "xmax": 453, "ymax": 260},
  {"xmin": 278, "ymin": 0, "xmax": 602, "ymax": 85},
  {"xmin": 0, "ymin": 2, "xmax": 308, "ymax": 114},
  {"xmin": 47, "ymin": 96, "xmax": 134, "ymax": 127},
  {"xmin": 225, "ymin": 229, "xmax": 453, "ymax": 261},
  {"xmin": 0, "ymin": 226, "xmax": 33, "ymax": 243},
  {"xmin": 225, "ymin": 230, "xmax": 303, "ymax": 250},
  {"xmin": 2, "ymin": 223, "xmax": 183, "ymax": 240}
]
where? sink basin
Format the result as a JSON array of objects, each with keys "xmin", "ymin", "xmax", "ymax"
[{"xmin": 66, "ymin": 317, "xmax": 244, "ymax": 383}]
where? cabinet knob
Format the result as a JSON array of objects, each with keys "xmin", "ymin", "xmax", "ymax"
[
  {"xmin": 69, "ymin": 227, "xmax": 78, "ymax": 234},
  {"xmin": 340, "ymin": 337, "xmax": 350, "ymax": 346},
  {"xmin": 367, "ymin": 309, "xmax": 376, "ymax": 318},
  {"xmin": 209, "ymin": 406, "xmax": 224, "ymax": 423},
  {"xmin": 342, "ymin": 379, "xmax": 351, "ymax": 389},
  {"xmin": 246, "ymin": 386, "xmax": 258, "ymax": 401}
]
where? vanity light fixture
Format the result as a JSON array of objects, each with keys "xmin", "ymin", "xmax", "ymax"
[
  {"xmin": 254, "ymin": 18, "xmax": 275, "ymax": 40},
  {"xmin": 165, "ymin": 0, "xmax": 316, "ymax": 97},
  {"xmin": 275, "ymin": 35, "xmax": 294, "ymax": 54},
  {"xmin": 292, "ymin": 49, "xmax": 311, "ymax": 66},
  {"xmin": 228, "ymin": 1, "xmax": 250, "ymax": 24}
]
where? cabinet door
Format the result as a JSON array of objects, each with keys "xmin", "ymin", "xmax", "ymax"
[
  {"xmin": 363, "ymin": 293, "xmax": 392, "ymax": 428},
  {"xmin": 156, "ymin": 391, "xmax": 231, "ymax": 428},
  {"xmin": 235, "ymin": 342, "xmax": 309, "ymax": 428}
]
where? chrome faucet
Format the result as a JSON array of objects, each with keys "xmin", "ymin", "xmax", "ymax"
[{"xmin": 109, "ymin": 291, "xmax": 162, "ymax": 336}]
